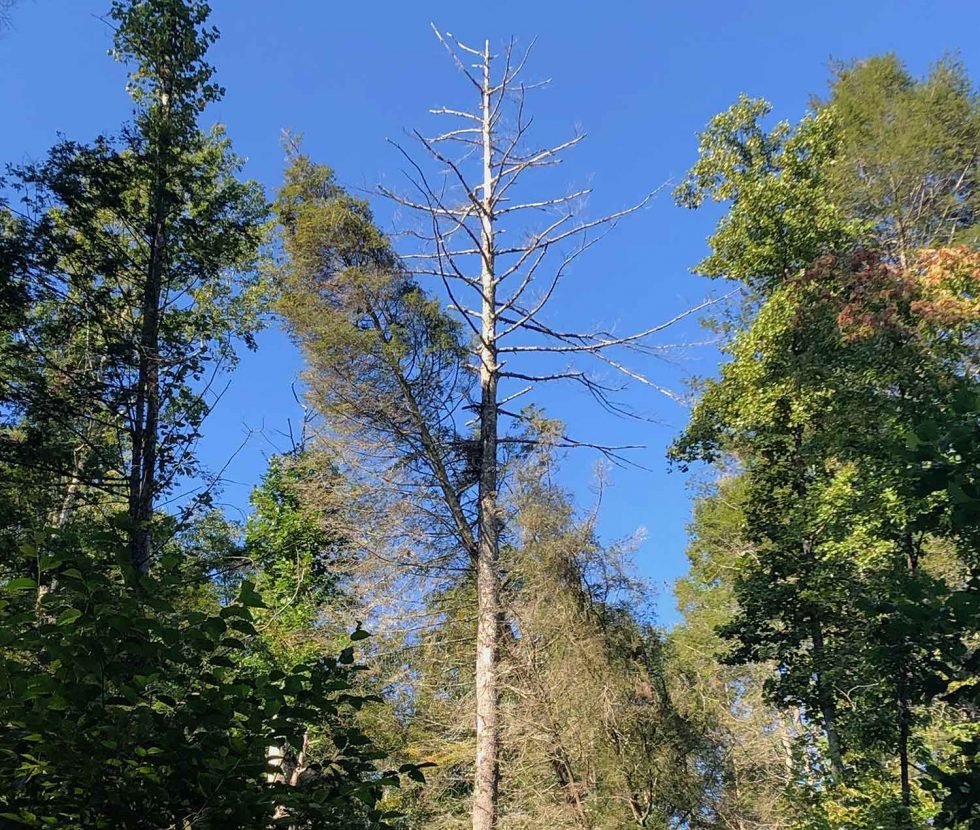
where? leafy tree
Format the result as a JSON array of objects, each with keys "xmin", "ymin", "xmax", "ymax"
[
  {"xmin": 3, "ymin": 0, "xmax": 266, "ymax": 578},
  {"xmin": 0, "ymin": 3, "xmax": 422, "ymax": 826},
  {"xmin": 0, "ymin": 526, "xmax": 402, "ymax": 828},
  {"xmin": 821, "ymin": 54, "xmax": 980, "ymax": 261},
  {"xmin": 670, "ymin": 475, "xmax": 798, "ymax": 830},
  {"xmin": 674, "ymin": 94, "xmax": 855, "ymax": 292},
  {"xmin": 672, "ymin": 55, "xmax": 980, "ymax": 829}
]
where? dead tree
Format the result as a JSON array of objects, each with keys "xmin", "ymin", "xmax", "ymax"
[{"xmin": 380, "ymin": 29, "xmax": 714, "ymax": 830}]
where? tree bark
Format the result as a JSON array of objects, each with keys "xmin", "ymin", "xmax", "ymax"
[
  {"xmin": 897, "ymin": 665, "xmax": 911, "ymax": 808},
  {"xmin": 897, "ymin": 528, "xmax": 918, "ymax": 809},
  {"xmin": 811, "ymin": 621, "xmax": 844, "ymax": 780},
  {"xmin": 128, "ymin": 75, "xmax": 172, "ymax": 578},
  {"xmin": 129, "ymin": 214, "xmax": 163, "ymax": 576},
  {"xmin": 472, "ymin": 38, "xmax": 501, "ymax": 830}
]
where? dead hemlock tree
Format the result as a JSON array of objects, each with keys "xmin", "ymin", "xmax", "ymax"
[{"xmin": 381, "ymin": 29, "xmax": 714, "ymax": 830}]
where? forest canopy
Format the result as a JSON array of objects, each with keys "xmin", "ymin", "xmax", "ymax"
[{"xmin": 1, "ymin": 3, "xmax": 980, "ymax": 829}]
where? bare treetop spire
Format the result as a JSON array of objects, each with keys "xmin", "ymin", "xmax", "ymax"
[{"xmin": 383, "ymin": 29, "xmax": 712, "ymax": 443}]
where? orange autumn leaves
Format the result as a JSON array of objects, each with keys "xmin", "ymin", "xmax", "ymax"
[
  {"xmin": 799, "ymin": 246, "xmax": 980, "ymax": 343},
  {"xmin": 916, "ymin": 247, "xmax": 980, "ymax": 330}
]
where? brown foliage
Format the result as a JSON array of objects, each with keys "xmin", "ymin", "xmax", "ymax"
[{"xmin": 799, "ymin": 246, "xmax": 980, "ymax": 342}]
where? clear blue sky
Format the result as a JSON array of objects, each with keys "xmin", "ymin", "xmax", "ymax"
[{"xmin": 3, "ymin": 0, "xmax": 979, "ymax": 623}]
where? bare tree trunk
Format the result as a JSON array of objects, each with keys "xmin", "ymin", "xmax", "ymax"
[
  {"xmin": 473, "ymin": 526, "xmax": 500, "ymax": 830},
  {"xmin": 374, "ymin": 28, "xmax": 688, "ymax": 830},
  {"xmin": 267, "ymin": 733, "xmax": 309, "ymax": 827},
  {"xmin": 780, "ymin": 709, "xmax": 800, "ymax": 780},
  {"xmin": 473, "ymin": 39, "xmax": 501, "ymax": 830},
  {"xmin": 266, "ymin": 743, "xmax": 287, "ymax": 785}
]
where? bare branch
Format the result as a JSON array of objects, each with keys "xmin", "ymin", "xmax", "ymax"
[
  {"xmin": 429, "ymin": 106, "xmax": 481, "ymax": 123},
  {"xmin": 499, "ymin": 291, "xmax": 734, "ymax": 354},
  {"xmin": 431, "ymin": 24, "xmax": 483, "ymax": 90},
  {"xmin": 496, "ymin": 188, "xmax": 592, "ymax": 216},
  {"xmin": 496, "ymin": 188, "xmax": 660, "ymax": 256}
]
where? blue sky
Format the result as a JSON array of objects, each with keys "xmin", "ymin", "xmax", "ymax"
[{"xmin": 3, "ymin": 0, "xmax": 979, "ymax": 623}]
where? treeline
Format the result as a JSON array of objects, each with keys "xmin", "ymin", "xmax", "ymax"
[{"xmin": 1, "ymin": 2, "xmax": 979, "ymax": 830}]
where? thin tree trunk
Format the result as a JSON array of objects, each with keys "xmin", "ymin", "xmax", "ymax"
[
  {"xmin": 129, "ymin": 213, "xmax": 164, "ymax": 575},
  {"xmin": 897, "ymin": 528, "xmax": 918, "ymax": 809},
  {"xmin": 472, "ymin": 38, "xmax": 501, "ymax": 830},
  {"xmin": 780, "ymin": 711, "xmax": 798, "ymax": 779},
  {"xmin": 897, "ymin": 665, "xmax": 911, "ymax": 808},
  {"xmin": 811, "ymin": 621, "xmax": 844, "ymax": 780},
  {"xmin": 549, "ymin": 740, "xmax": 591, "ymax": 829},
  {"xmin": 128, "ymin": 88, "xmax": 171, "ymax": 577}
]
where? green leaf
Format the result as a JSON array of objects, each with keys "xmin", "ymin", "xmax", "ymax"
[
  {"xmin": 227, "ymin": 617, "xmax": 257, "ymax": 636},
  {"xmin": 237, "ymin": 579, "xmax": 267, "ymax": 608},
  {"xmin": 4, "ymin": 578, "xmax": 36, "ymax": 592},
  {"xmin": 56, "ymin": 608, "xmax": 83, "ymax": 626}
]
